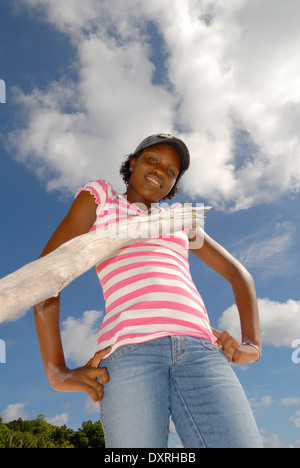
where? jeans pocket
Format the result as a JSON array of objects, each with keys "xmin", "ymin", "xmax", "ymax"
[
  {"xmin": 101, "ymin": 343, "xmax": 140, "ymax": 363},
  {"xmin": 200, "ymin": 338, "xmax": 231, "ymax": 363},
  {"xmin": 200, "ymin": 338, "xmax": 223, "ymax": 353}
]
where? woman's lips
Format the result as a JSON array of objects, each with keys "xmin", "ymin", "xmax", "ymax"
[{"xmin": 145, "ymin": 175, "xmax": 162, "ymax": 188}]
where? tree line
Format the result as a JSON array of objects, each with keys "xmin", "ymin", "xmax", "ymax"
[{"xmin": 0, "ymin": 414, "xmax": 105, "ymax": 448}]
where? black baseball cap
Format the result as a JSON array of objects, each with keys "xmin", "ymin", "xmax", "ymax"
[{"xmin": 132, "ymin": 133, "xmax": 190, "ymax": 180}]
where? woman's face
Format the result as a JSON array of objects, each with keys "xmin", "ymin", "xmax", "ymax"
[{"xmin": 126, "ymin": 144, "xmax": 181, "ymax": 208}]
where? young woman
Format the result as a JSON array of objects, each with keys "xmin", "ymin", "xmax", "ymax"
[{"xmin": 34, "ymin": 133, "xmax": 263, "ymax": 448}]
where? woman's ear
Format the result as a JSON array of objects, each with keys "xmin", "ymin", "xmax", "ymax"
[{"xmin": 129, "ymin": 156, "xmax": 137, "ymax": 172}]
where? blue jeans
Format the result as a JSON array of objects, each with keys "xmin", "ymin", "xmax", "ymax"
[{"xmin": 99, "ymin": 336, "xmax": 263, "ymax": 448}]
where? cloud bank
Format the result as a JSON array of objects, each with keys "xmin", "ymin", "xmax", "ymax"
[
  {"xmin": 8, "ymin": 0, "xmax": 300, "ymax": 210},
  {"xmin": 1, "ymin": 402, "xmax": 29, "ymax": 423},
  {"xmin": 218, "ymin": 297, "xmax": 300, "ymax": 347},
  {"xmin": 61, "ymin": 309, "xmax": 103, "ymax": 365}
]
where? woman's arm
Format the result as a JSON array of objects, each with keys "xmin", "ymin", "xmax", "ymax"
[
  {"xmin": 34, "ymin": 191, "xmax": 110, "ymax": 402},
  {"xmin": 190, "ymin": 231, "xmax": 262, "ymax": 364}
]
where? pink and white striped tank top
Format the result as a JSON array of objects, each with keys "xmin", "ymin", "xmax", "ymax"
[{"xmin": 76, "ymin": 180, "xmax": 215, "ymax": 354}]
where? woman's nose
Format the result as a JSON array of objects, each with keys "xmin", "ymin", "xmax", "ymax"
[{"xmin": 153, "ymin": 166, "xmax": 163, "ymax": 176}]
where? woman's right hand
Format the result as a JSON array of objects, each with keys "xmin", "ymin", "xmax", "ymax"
[{"xmin": 49, "ymin": 347, "xmax": 111, "ymax": 403}]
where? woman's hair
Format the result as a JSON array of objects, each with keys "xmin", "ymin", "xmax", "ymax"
[{"xmin": 119, "ymin": 152, "xmax": 180, "ymax": 200}]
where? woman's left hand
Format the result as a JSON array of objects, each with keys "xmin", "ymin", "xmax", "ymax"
[{"xmin": 212, "ymin": 328, "xmax": 261, "ymax": 365}]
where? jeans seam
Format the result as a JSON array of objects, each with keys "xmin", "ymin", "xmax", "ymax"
[
  {"xmin": 171, "ymin": 374, "xmax": 207, "ymax": 448},
  {"xmin": 172, "ymin": 336, "xmax": 186, "ymax": 365}
]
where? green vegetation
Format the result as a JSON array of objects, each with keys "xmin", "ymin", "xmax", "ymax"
[{"xmin": 0, "ymin": 414, "xmax": 105, "ymax": 448}]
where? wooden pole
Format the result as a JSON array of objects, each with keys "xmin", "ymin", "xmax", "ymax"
[{"xmin": 0, "ymin": 205, "xmax": 209, "ymax": 323}]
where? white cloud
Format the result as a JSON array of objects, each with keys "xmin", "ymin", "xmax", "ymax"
[
  {"xmin": 249, "ymin": 395, "xmax": 275, "ymax": 408},
  {"xmin": 46, "ymin": 412, "xmax": 69, "ymax": 427},
  {"xmin": 84, "ymin": 397, "xmax": 100, "ymax": 414},
  {"xmin": 218, "ymin": 298, "xmax": 300, "ymax": 347},
  {"xmin": 10, "ymin": 0, "xmax": 300, "ymax": 210},
  {"xmin": 169, "ymin": 417, "xmax": 177, "ymax": 434},
  {"xmin": 61, "ymin": 310, "xmax": 104, "ymax": 366},
  {"xmin": 281, "ymin": 398, "xmax": 300, "ymax": 407},
  {"xmin": 232, "ymin": 222, "xmax": 295, "ymax": 279},
  {"xmin": 237, "ymin": 228, "xmax": 292, "ymax": 269},
  {"xmin": 260, "ymin": 428, "xmax": 290, "ymax": 449},
  {"xmin": 289, "ymin": 411, "xmax": 300, "ymax": 429},
  {"xmin": 1, "ymin": 402, "xmax": 29, "ymax": 423}
]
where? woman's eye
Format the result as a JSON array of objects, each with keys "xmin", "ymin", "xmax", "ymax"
[{"xmin": 148, "ymin": 157, "xmax": 157, "ymax": 163}]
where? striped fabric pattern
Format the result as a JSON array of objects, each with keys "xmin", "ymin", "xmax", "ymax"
[{"xmin": 76, "ymin": 180, "xmax": 216, "ymax": 354}]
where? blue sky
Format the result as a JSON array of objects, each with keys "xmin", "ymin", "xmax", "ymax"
[{"xmin": 1, "ymin": 0, "xmax": 300, "ymax": 448}]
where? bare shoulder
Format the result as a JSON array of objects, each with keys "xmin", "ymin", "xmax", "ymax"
[
  {"xmin": 40, "ymin": 190, "xmax": 98, "ymax": 257},
  {"xmin": 65, "ymin": 190, "xmax": 98, "ymax": 227}
]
